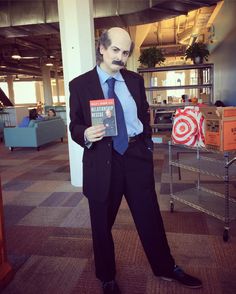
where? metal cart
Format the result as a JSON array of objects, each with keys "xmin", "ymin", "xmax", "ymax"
[{"xmin": 168, "ymin": 141, "xmax": 236, "ymax": 242}]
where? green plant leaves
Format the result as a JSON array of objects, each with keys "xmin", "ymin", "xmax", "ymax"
[
  {"xmin": 138, "ymin": 47, "xmax": 165, "ymax": 67},
  {"xmin": 185, "ymin": 42, "xmax": 209, "ymax": 62}
]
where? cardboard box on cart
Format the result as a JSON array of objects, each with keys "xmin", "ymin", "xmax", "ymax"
[{"xmin": 200, "ymin": 106, "xmax": 236, "ymax": 151}]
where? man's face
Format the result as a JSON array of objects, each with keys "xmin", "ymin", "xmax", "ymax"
[
  {"xmin": 105, "ymin": 109, "xmax": 112, "ymax": 117},
  {"xmin": 100, "ymin": 29, "xmax": 131, "ymax": 75}
]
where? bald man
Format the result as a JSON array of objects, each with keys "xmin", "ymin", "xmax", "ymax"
[{"xmin": 69, "ymin": 27, "xmax": 202, "ymax": 294}]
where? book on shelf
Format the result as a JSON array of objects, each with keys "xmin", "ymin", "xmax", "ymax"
[{"xmin": 90, "ymin": 99, "xmax": 117, "ymax": 137}]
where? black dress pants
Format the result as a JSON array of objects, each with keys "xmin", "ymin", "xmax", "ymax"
[{"xmin": 88, "ymin": 139, "xmax": 175, "ymax": 282}]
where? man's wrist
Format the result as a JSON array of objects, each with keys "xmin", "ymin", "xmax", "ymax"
[{"xmin": 84, "ymin": 133, "xmax": 92, "ymax": 148}]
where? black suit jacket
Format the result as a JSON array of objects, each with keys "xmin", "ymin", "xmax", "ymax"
[{"xmin": 69, "ymin": 67, "xmax": 152, "ymax": 202}]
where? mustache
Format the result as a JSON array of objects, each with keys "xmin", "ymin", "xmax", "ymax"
[{"xmin": 112, "ymin": 60, "xmax": 125, "ymax": 66}]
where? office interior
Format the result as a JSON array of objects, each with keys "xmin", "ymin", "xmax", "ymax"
[{"xmin": 1, "ymin": 0, "xmax": 236, "ymax": 293}]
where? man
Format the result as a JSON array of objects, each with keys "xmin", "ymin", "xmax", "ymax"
[
  {"xmin": 103, "ymin": 109, "xmax": 116, "ymax": 136},
  {"xmin": 69, "ymin": 27, "xmax": 202, "ymax": 294}
]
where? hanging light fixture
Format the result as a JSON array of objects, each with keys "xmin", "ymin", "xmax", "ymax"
[
  {"xmin": 11, "ymin": 47, "xmax": 21, "ymax": 59},
  {"xmin": 15, "ymin": 74, "xmax": 20, "ymax": 81},
  {"xmin": 45, "ymin": 56, "xmax": 53, "ymax": 67},
  {"xmin": 0, "ymin": 60, "xmax": 6, "ymax": 68},
  {"xmin": 44, "ymin": 36, "xmax": 54, "ymax": 66}
]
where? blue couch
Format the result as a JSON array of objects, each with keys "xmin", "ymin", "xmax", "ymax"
[
  {"xmin": 4, "ymin": 117, "xmax": 66, "ymax": 151},
  {"xmin": 0, "ymin": 120, "xmax": 4, "ymax": 142}
]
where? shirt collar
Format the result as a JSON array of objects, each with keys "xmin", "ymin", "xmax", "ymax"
[{"xmin": 96, "ymin": 65, "xmax": 124, "ymax": 84}]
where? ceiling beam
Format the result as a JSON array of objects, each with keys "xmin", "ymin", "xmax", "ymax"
[
  {"xmin": 151, "ymin": 6, "xmax": 187, "ymax": 16},
  {"xmin": 183, "ymin": 0, "xmax": 214, "ymax": 7},
  {"xmin": 0, "ymin": 63, "xmax": 41, "ymax": 76},
  {"xmin": 206, "ymin": 0, "xmax": 224, "ymax": 28},
  {"xmin": 15, "ymin": 38, "xmax": 46, "ymax": 51}
]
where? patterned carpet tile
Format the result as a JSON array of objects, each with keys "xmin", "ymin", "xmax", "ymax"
[
  {"xmin": 70, "ymin": 258, "xmax": 101, "ymax": 294},
  {"xmin": 113, "ymin": 208, "xmax": 136, "ymax": 230},
  {"xmin": 113, "ymin": 229, "xmax": 149, "ymax": 266},
  {"xmin": 60, "ymin": 197, "xmax": 91, "ymax": 228},
  {"xmin": 154, "ymin": 168, "xmax": 162, "ymax": 182},
  {"xmin": 72, "ymin": 259, "xmax": 150, "ymax": 294},
  {"xmin": 0, "ymin": 171, "xmax": 32, "ymax": 185},
  {"xmin": 2, "ymin": 190, "xmax": 22, "ymax": 205},
  {"xmin": 167, "ymin": 233, "xmax": 217, "ymax": 268},
  {"xmin": 153, "ymin": 159, "xmax": 164, "ymax": 168},
  {"xmin": 30, "ymin": 154, "xmax": 58, "ymax": 160},
  {"xmin": 13, "ymin": 171, "xmax": 51, "ymax": 181},
  {"xmin": 62, "ymin": 192, "xmax": 84, "ymax": 207},
  {"xmin": 39, "ymin": 192, "xmax": 76, "ymax": 207},
  {"xmin": 1, "ymin": 141, "xmax": 236, "ymax": 294},
  {"xmin": 37, "ymin": 160, "xmax": 68, "ymax": 166},
  {"xmin": 70, "ymin": 231, "xmax": 231, "ymax": 294},
  {"xmin": 220, "ymin": 269, "xmax": 236, "ymax": 294},
  {"xmin": 0, "ymin": 165, "xmax": 9, "ymax": 173},
  {"xmin": 54, "ymin": 164, "xmax": 70, "ymax": 173},
  {"xmin": 4, "ymin": 224, "xmax": 236, "ymax": 294},
  {"xmin": 17, "ymin": 206, "xmax": 73, "ymax": 227},
  {"xmin": 116, "ymin": 264, "xmax": 149, "ymax": 294},
  {"xmin": 161, "ymin": 211, "xmax": 209, "ymax": 234},
  {"xmin": 52, "ymin": 181, "xmax": 83, "ymax": 193},
  {"xmin": 5, "ymin": 226, "xmax": 55, "ymax": 250},
  {"xmin": 51, "ymin": 153, "xmax": 70, "ymax": 161},
  {"xmin": 157, "ymin": 193, "xmax": 197, "ymax": 212},
  {"xmin": 0, "ymin": 158, "xmax": 30, "ymax": 166},
  {"xmin": 3, "ymin": 205, "xmax": 36, "ymax": 226},
  {"xmin": 206, "ymin": 215, "xmax": 236, "ymax": 237},
  {"xmin": 210, "ymin": 234, "xmax": 236, "ymax": 268},
  {"xmin": 2, "ymin": 255, "xmax": 87, "ymax": 294},
  {"xmin": 41, "ymin": 235, "xmax": 93, "ymax": 258},
  {"xmin": 3, "ymin": 191, "xmax": 52, "ymax": 206},
  {"xmin": 8, "ymin": 253, "xmax": 31, "ymax": 272},
  {"xmin": 160, "ymin": 182, "xmax": 195, "ymax": 194},
  {"xmin": 146, "ymin": 267, "xmax": 222, "ymax": 294},
  {"xmin": 23, "ymin": 180, "xmax": 71, "ymax": 193},
  {"xmin": 2, "ymin": 180, "xmax": 35, "ymax": 191},
  {"xmin": 41, "ymin": 172, "xmax": 70, "ymax": 181},
  {"xmin": 5, "ymin": 225, "xmax": 93, "ymax": 258}
]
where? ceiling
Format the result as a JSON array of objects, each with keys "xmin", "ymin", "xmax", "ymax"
[{"xmin": 0, "ymin": 0, "xmax": 222, "ymax": 81}]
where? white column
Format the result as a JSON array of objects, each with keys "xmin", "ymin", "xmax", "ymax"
[
  {"xmin": 54, "ymin": 69, "xmax": 60, "ymax": 103},
  {"xmin": 35, "ymin": 82, "xmax": 43, "ymax": 104},
  {"xmin": 6, "ymin": 75, "xmax": 15, "ymax": 105},
  {"xmin": 58, "ymin": 0, "xmax": 95, "ymax": 187},
  {"xmin": 41, "ymin": 65, "xmax": 53, "ymax": 106}
]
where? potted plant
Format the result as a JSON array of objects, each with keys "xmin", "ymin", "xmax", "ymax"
[
  {"xmin": 185, "ymin": 42, "xmax": 209, "ymax": 64},
  {"xmin": 138, "ymin": 47, "xmax": 165, "ymax": 68}
]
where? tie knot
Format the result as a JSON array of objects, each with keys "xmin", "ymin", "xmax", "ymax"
[{"xmin": 106, "ymin": 78, "xmax": 116, "ymax": 89}]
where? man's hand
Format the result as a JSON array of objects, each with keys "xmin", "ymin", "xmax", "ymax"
[{"xmin": 84, "ymin": 125, "xmax": 106, "ymax": 142}]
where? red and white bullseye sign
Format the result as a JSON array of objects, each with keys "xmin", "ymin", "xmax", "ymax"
[
  {"xmin": 172, "ymin": 107, "xmax": 205, "ymax": 147},
  {"xmin": 196, "ymin": 111, "xmax": 205, "ymax": 147}
]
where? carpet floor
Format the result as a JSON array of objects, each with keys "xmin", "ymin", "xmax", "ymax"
[{"xmin": 0, "ymin": 139, "xmax": 236, "ymax": 294}]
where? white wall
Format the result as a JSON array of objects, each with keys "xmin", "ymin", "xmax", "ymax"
[{"xmin": 209, "ymin": 0, "xmax": 236, "ymax": 106}]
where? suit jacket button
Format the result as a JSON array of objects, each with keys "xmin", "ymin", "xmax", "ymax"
[{"xmin": 107, "ymin": 160, "xmax": 110, "ymax": 165}]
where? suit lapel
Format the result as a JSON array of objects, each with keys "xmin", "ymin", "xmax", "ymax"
[{"xmin": 87, "ymin": 67, "xmax": 105, "ymax": 100}]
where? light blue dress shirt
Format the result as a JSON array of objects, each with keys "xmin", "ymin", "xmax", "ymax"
[{"xmin": 96, "ymin": 65, "xmax": 143, "ymax": 137}]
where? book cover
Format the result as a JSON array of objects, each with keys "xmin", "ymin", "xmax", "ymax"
[{"xmin": 90, "ymin": 99, "xmax": 117, "ymax": 137}]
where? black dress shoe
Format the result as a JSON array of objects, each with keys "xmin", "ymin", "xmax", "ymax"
[
  {"xmin": 160, "ymin": 265, "xmax": 202, "ymax": 289},
  {"xmin": 102, "ymin": 280, "xmax": 121, "ymax": 294}
]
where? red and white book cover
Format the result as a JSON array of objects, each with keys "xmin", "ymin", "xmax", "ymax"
[{"xmin": 90, "ymin": 99, "xmax": 117, "ymax": 137}]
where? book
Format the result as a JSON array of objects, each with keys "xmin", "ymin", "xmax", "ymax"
[{"xmin": 90, "ymin": 99, "xmax": 117, "ymax": 137}]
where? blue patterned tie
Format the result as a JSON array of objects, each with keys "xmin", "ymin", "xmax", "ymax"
[{"xmin": 106, "ymin": 78, "xmax": 128, "ymax": 155}]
